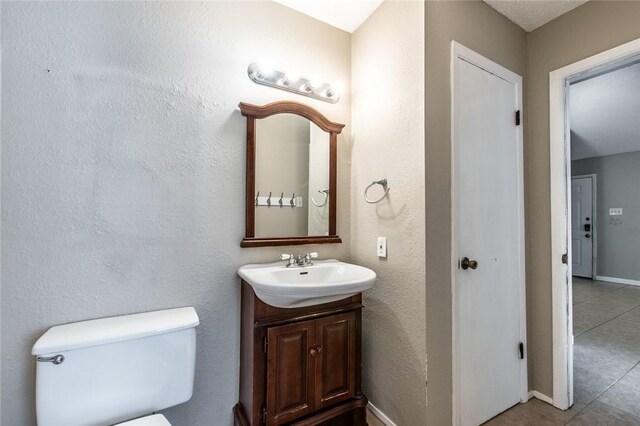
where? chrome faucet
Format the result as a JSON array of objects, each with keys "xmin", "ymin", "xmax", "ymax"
[
  {"xmin": 280, "ymin": 252, "xmax": 319, "ymax": 267},
  {"xmin": 280, "ymin": 253, "xmax": 297, "ymax": 267}
]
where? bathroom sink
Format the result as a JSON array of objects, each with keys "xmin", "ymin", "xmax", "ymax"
[{"xmin": 237, "ymin": 259, "xmax": 376, "ymax": 308}]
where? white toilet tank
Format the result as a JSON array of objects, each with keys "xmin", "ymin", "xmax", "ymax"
[{"xmin": 32, "ymin": 307, "xmax": 199, "ymax": 426}]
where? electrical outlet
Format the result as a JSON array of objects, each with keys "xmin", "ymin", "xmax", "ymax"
[
  {"xmin": 377, "ymin": 237, "xmax": 387, "ymax": 258},
  {"xmin": 609, "ymin": 208, "xmax": 623, "ymax": 216}
]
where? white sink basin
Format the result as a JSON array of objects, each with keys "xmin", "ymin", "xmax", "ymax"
[{"xmin": 237, "ymin": 259, "xmax": 376, "ymax": 308}]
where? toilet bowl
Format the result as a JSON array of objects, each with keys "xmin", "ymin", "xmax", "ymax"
[{"xmin": 32, "ymin": 307, "xmax": 199, "ymax": 426}]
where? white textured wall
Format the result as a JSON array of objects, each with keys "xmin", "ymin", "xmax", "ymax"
[
  {"xmin": 351, "ymin": 2, "xmax": 426, "ymax": 425},
  {"xmin": 308, "ymin": 123, "xmax": 330, "ymax": 236},
  {"xmin": 0, "ymin": 2, "xmax": 351, "ymax": 424}
]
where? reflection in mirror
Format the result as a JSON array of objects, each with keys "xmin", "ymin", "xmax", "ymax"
[
  {"xmin": 255, "ymin": 114, "xmax": 329, "ymax": 238},
  {"xmin": 239, "ymin": 101, "xmax": 343, "ymax": 247}
]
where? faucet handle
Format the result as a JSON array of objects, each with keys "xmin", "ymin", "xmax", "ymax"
[
  {"xmin": 280, "ymin": 254, "xmax": 292, "ymax": 260},
  {"xmin": 308, "ymin": 252, "xmax": 318, "ymax": 259}
]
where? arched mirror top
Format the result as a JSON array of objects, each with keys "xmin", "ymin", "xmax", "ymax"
[{"xmin": 239, "ymin": 101, "xmax": 345, "ymax": 134}]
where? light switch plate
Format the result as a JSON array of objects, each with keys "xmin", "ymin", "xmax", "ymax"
[
  {"xmin": 609, "ymin": 208, "xmax": 623, "ymax": 216},
  {"xmin": 377, "ymin": 237, "xmax": 387, "ymax": 258}
]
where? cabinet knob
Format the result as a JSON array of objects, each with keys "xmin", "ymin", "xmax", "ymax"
[{"xmin": 309, "ymin": 346, "xmax": 322, "ymax": 356}]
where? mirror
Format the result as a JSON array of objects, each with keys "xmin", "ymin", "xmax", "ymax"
[{"xmin": 239, "ymin": 101, "xmax": 344, "ymax": 247}]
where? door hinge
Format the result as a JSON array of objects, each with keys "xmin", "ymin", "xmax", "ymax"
[
  {"xmin": 261, "ymin": 406, "xmax": 267, "ymax": 424},
  {"xmin": 515, "ymin": 110, "xmax": 521, "ymax": 126},
  {"xmin": 519, "ymin": 342, "xmax": 524, "ymax": 360},
  {"xmin": 562, "ymin": 253, "xmax": 568, "ymax": 264},
  {"xmin": 263, "ymin": 336, "xmax": 268, "ymax": 354}
]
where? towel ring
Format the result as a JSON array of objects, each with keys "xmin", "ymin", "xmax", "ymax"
[
  {"xmin": 311, "ymin": 189, "xmax": 329, "ymax": 207},
  {"xmin": 364, "ymin": 178, "xmax": 390, "ymax": 204}
]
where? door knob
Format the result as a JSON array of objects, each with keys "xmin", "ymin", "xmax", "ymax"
[
  {"xmin": 461, "ymin": 257, "xmax": 478, "ymax": 270},
  {"xmin": 585, "ymin": 234, "xmax": 591, "ymax": 238},
  {"xmin": 309, "ymin": 347, "xmax": 317, "ymax": 356}
]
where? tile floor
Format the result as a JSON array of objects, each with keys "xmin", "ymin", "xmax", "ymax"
[
  {"xmin": 485, "ymin": 277, "xmax": 640, "ymax": 425},
  {"xmin": 366, "ymin": 409, "xmax": 385, "ymax": 426}
]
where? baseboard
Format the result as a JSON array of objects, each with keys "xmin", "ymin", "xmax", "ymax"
[
  {"xmin": 528, "ymin": 390, "xmax": 553, "ymax": 405},
  {"xmin": 367, "ymin": 402, "xmax": 397, "ymax": 426},
  {"xmin": 595, "ymin": 275, "xmax": 640, "ymax": 287}
]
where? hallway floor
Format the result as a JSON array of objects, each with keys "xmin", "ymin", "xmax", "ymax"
[{"xmin": 486, "ymin": 277, "xmax": 640, "ymax": 425}]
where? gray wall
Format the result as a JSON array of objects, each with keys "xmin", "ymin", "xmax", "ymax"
[
  {"xmin": 424, "ymin": 2, "xmax": 527, "ymax": 424},
  {"xmin": 0, "ymin": 2, "xmax": 352, "ymax": 424},
  {"xmin": 572, "ymin": 151, "xmax": 640, "ymax": 282},
  {"xmin": 526, "ymin": 0, "xmax": 640, "ymax": 398},
  {"xmin": 255, "ymin": 114, "xmax": 310, "ymax": 237},
  {"xmin": 351, "ymin": 2, "xmax": 426, "ymax": 425},
  {"xmin": 0, "ymin": 1, "xmax": 2, "ymax": 419}
]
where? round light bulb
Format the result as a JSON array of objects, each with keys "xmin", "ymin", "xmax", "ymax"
[{"xmin": 309, "ymin": 75, "xmax": 323, "ymax": 89}]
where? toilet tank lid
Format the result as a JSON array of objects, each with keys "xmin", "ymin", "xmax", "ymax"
[{"xmin": 32, "ymin": 307, "xmax": 199, "ymax": 356}]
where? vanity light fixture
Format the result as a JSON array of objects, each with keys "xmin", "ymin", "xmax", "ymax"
[{"xmin": 247, "ymin": 63, "xmax": 340, "ymax": 104}]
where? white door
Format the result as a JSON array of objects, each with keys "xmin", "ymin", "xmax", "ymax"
[
  {"xmin": 571, "ymin": 176, "xmax": 593, "ymax": 278},
  {"xmin": 453, "ymin": 46, "xmax": 526, "ymax": 426}
]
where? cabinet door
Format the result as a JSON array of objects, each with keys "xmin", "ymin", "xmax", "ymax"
[
  {"xmin": 314, "ymin": 312, "xmax": 357, "ymax": 409},
  {"xmin": 266, "ymin": 319, "xmax": 316, "ymax": 425}
]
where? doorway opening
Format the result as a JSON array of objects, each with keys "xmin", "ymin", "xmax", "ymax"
[{"xmin": 550, "ymin": 37, "xmax": 640, "ymax": 411}]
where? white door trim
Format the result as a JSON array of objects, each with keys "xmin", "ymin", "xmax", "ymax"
[
  {"xmin": 549, "ymin": 36, "xmax": 640, "ymax": 411},
  {"xmin": 451, "ymin": 41, "xmax": 527, "ymax": 425},
  {"xmin": 571, "ymin": 173, "xmax": 597, "ymax": 279}
]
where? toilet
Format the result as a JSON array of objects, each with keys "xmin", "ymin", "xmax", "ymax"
[{"xmin": 32, "ymin": 307, "xmax": 199, "ymax": 426}]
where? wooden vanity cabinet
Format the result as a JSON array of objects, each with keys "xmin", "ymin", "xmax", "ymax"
[{"xmin": 234, "ymin": 281, "xmax": 368, "ymax": 426}]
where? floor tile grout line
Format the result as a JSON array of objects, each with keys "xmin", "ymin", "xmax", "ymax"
[
  {"xmin": 569, "ymin": 359, "xmax": 640, "ymax": 424},
  {"xmin": 572, "ymin": 283, "xmax": 630, "ymax": 307},
  {"xmin": 574, "ymin": 300, "xmax": 640, "ymax": 338},
  {"xmin": 562, "ymin": 398, "xmax": 588, "ymax": 425}
]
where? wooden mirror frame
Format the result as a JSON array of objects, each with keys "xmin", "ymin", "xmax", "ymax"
[{"xmin": 239, "ymin": 101, "xmax": 344, "ymax": 248}]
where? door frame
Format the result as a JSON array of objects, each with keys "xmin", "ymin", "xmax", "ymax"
[
  {"xmin": 549, "ymin": 36, "xmax": 640, "ymax": 410},
  {"xmin": 451, "ymin": 41, "xmax": 528, "ymax": 425},
  {"xmin": 571, "ymin": 174, "xmax": 597, "ymax": 279}
]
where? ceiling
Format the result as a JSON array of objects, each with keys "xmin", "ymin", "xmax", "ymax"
[
  {"xmin": 570, "ymin": 61, "xmax": 640, "ymax": 160},
  {"xmin": 273, "ymin": 0, "xmax": 589, "ymax": 34},
  {"xmin": 272, "ymin": 0, "xmax": 383, "ymax": 33},
  {"xmin": 483, "ymin": 0, "xmax": 589, "ymax": 32}
]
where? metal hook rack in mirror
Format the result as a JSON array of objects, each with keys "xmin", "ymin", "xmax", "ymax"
[{"xmin": 364, "ymin": 178, "xmax": 390, "ymax": 204}]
